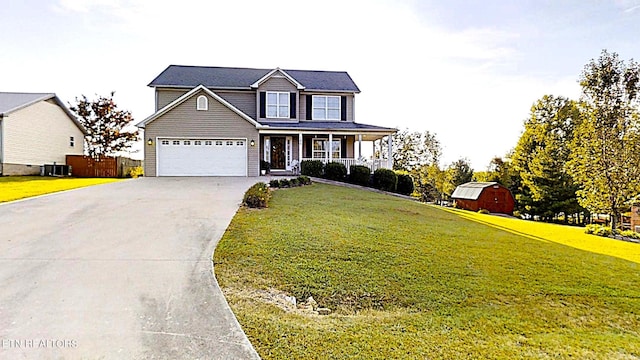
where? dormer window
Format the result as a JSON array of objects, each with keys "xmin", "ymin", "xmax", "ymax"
[
  {"xmin": 312, "ymin": 95, "xmax": 340, "ymax": 120},
  {"xmin": 266, "ymin": 92, "xmax": 289, "ymax": 118},
  {"xmin": 196, "ymin": 95, "xmax": 208, "ymax": 111}
]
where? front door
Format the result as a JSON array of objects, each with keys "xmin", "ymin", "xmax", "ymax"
[{"xmin": 271, "ymin": 137, "xmax": 286, "ymax": 170}]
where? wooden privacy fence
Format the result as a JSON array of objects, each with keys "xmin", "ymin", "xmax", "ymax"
[{"xmin": 65, "ymin": 155, "xmax": 142, "ymax": 178}]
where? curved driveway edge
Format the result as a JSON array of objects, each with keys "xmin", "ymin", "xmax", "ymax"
[{"xmin": 0, "ymin": 177, "xmax": 261, "ymax": 359}]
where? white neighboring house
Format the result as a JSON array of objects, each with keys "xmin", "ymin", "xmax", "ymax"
[{"xmin": 0, "ymin": 92, "xmax": 86, "ymax": 175}]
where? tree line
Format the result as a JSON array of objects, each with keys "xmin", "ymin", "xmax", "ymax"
[{"xmin": 387, "ymin": 50, "xmax": 640, "ymax": 230}]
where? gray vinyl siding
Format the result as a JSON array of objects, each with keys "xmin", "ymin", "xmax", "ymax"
[
  {"xmin": 156, "ymin": 89, "xmax": 188, "ymax": 110},
  {"xmin": 144, "ymin": 90, "xmax": 259, "ymax": 176},
  {"xmin": 299, "ymin": 93, "xmax": 354, "ymax": 121},
  {"xmin": 257, "ymin": 77, "xmax": 298, "ymax": 122},
  {"xmin": 216, "ymin": 90, "xmax": 256, "ymax": 119}
]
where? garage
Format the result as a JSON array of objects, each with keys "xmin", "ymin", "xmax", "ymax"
[{"xmin": 157, "ymin": 138, "xmax": 247, "ymax": 176}]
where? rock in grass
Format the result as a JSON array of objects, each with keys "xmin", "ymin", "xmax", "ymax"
[{"xmin": 317, "ymin": 308, "xmax": 331, "ymax": 315}]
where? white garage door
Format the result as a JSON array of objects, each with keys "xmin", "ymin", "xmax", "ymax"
[{"xmin": 157, "ymin": 138, "xmax": 247, "ymax": 176}]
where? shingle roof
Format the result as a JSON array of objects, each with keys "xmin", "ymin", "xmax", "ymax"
[
  {"xmin": 148, "ymin": 65, "xmax": 361, "ymax": 92},
  {"xmin": 262, "ymin": 121, "xmax": 395, "ymax": 132},
  {"xmin": 0, "ymin": 92, "xmax": 54, "ymax": 115},
  {"xmin": 451, "ymin": 182, "xmax": 499, "ymax": 200}
]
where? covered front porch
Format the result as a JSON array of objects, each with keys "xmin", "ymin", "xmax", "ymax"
[{"xmin": 259, "ymin": 129, "xmax": 394, "ymax": 174}]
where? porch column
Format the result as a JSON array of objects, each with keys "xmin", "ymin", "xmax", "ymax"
[
  {"xmin": 328, "ymin": 133, "xmax": 333, "ymax": 162},
  {"xmin": 358, "ymin": 134, "xmax": 362, "ymax": 159},
  {"xmin": 387, "ymin": 135, "xmax": 393, "ymax": 169},
  {"xmin": 298, "ymin": 133, "xmax": 303, "ymax": 162}
]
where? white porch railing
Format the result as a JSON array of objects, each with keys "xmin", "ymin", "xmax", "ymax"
[{"xmin": 301, "ymin": 158, "xmax": 391, "ymax": 174}]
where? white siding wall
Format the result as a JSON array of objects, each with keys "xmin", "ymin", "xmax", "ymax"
[{"xmin": 3, "ymin": 99, "xmax": 84, "ymax": 166}]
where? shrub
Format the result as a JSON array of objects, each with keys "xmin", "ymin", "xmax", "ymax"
[
  {"xmin": 260, "ymin": 160, "xmax": 271, "ymax": 174},
  {"xmin": 324, "ymin": 162, "xmax": 347, "ymax": 181},
  {"xmin": 585, "ymin": 224, "xmax": 612, "ymax": 237},
  {"xmin": 269, "ymin": 179, "xmax": 280, "ymax": 188},
  {"xmin": 279, "ymin": 179, "xmax": 291, "ymax": 188},
  {"xmin": 243, "ymin": 182, "xmax": 271, "ymax": 208},
  {"xmin": 372, "ymin": 169, "xmax": 397, "ymax": 192},
  {"xmin": 620, "ymin": 230, "xmax": 640, "ymax": 239},
  {"xmin": 128, "ymin": 166, "xmax": 144, "ymax": 178},
  {"xmin": 300, "ymin": 160, "xmax": 324, "ymax": 177},
  {"xmin": 396, "ymin": 174, "xmax": 414, "ymax": 195},
  {"xmin": 289, "ymin": 177, "xmax": 300, "ymax": 187},
  {"xmin": 349, "ymin": 165, "xmax": 371, "ymax": 186},
  {"xmin": 478, "ymin": 209, "xmax": 490, "ymax": 214},
  {"xmin": 298, "ymin": 176, "xmax": 312, "ymax": 185}
]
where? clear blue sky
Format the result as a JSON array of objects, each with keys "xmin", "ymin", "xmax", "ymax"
[{"xmin": 2, "ymin": 0, "xmax": 639, "ymax": 168}]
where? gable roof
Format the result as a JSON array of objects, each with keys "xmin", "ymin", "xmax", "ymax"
[
  {"xmin": 0, "ymin": 92, "xmax": 87, "ymax": 135},
  {"xmin": 250, "ymin": 68, "xmax": 305, "ymax": 90},
  {"xmin": 148, "ymin": 65, "xmax": 361, "ymax": 93},
  {"xmin": 451, "ymin": 182, "xmax": 499, "ymax": 200},
  {"xmin": 136, "ymin": 85, "xmax": 263, "ymax": 128}
]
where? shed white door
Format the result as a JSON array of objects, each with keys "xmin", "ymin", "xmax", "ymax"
[{"xmin": 157, "ymin": 139, "xmax": 247, "ymax": 176}]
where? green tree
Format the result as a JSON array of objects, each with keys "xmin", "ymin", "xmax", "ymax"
[
  {"xmin": 512, "ymin": 95, "xmax": 584, "ymax": 221},
  {"xmin": 70, "ymin": 92, "xmax": 139, "ymax": 157},
  {"xmin": 378, "ymin": 130, "xmax": 441, "ymax": 171},
  {"xmin": 568, "ymin": 50, "xmax": 640, "ymax": 229},
  {"xmin": 447, "ymin": 158, "xmax": 474, "ymax": 189}
]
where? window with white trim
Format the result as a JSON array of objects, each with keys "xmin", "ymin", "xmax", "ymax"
[
  {"xmin": 312, "ymin": 95, "xmax": 340, "ymax": 120},
  {"xmin": 196, "ymin": 95, "xmax": 208, "ymax": 111},
  {"xmin": 161, "ymin": 140, "xmax": 170, "ymax": 145},
  {"xmin": 226, "ymin": 141, "xmax": 234, "ymax": 146},
  {"xmin": 184, "ymin": 140, "xmax": 191, "ymax": 145},
  {"xmin": 194, "ymin": 140, "xmax": 202, "ymax": 145},
  {"xmin": 266, "ymin": 91, "xmax": 289, "ymax": 118},
  {"xmin": 215, "ymin": 141, "xmax": 223, "ymax": 146},
  {"xmin": 205, "ymin": 140, "xmax": 213, "ymax": 145},
  {"xmin": 236, "ymin": 141, "xmax": 244, "ymax": 146},
  {"xmin": 172, "ymin": 140, "xmax": 180, "ymax": 145},
  {"xmin": 312, "ymin": 139, "xmax": 341, "ymax": 159}
]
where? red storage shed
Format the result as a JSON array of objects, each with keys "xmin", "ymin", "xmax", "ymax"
[{"xmin": 451, "ymin": 182, "xmax": 515, "ymax": 214}]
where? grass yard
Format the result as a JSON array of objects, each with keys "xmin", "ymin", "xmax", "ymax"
[
  {"xmin": 215, "ymin": 183, "xmax": 640, "ymax": 359},
  {"xmin": 0, "ymin": 176, "xmax": 121, "ymax": 203}
]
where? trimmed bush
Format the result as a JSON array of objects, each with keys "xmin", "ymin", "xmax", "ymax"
[
  {"xmin": 620, "ymin": 230, "xmax": 640, "ymax": 239},
  {"xmin": 269, "ymin": 179, "xmax": 280, "ymax": 188},
  {"xmin": 301, "ymin": 160, "xmax": 324, "ymax": 177},
  {"xmin": 243, "ymin": 182, "xmax": 271, "ymax": 208},
  {"xmin": 279, "ymin": 179, "xmax": 291, "ymax": 188},
  {"xmin": 128, "ymin": 166, "xmax": 144, "ymax": 178},
  {"xmin": 349, "ymin": 165, "xmax": 371, "ymax": 186},
  {"xmin": 372, "ymin": 168, "xmax": 397, "ymax": 192},
  {"xmin": 478, "ymin": 209, "xmax": 490, "ymax": 214},
  {"xmin": 289, "ymin": 177, "xmax": 300, "ymax": 187},
  {"xmin": 585, "ymin": 224, "xmax": 612, "ymax": 237},
  {"xmin": 324, "ymin": 162, "xmax": 347, "ymax": 181},
  {"xmin": 396, "ymin": 174, "xmax": 414, "ymax": 195},
  {"xmin": 298, "ymin": 176, "xmax": 312, "ymax": 185},
  {"xmin": 260, "ymin": 160, "xmax": 271, "ymax": 174}
]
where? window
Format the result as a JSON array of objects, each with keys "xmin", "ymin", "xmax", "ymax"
[
  {"xmin": 196, "ymin": 95, "xmax": 208, "ymax": 111},
  {"xmin": 312, "ymin": 139, "xmax": 341, "ymax": 159},
  {"xmin": 226, "ymin": 141, "xmax": 234, "ymax": 146},
  {"xmin": 172, "ymin": 140, "xmax": 180, "ymax": 145},
  {"xmin": 215, "ymin": 141, "xmax": 223, "ymax": 146},
  {"xmin": 205, "ymin": 140, "xmax": 213, "ymax": 146},
  {"xmin": 266, "ymin": 92, "xmax": 289, "ymax": 118},
  {"xmin": 161, "ymin": 140, "xmax": 170, "ymax": 145},
  {"xmin": 184, "ymin": 140, "xmax": 191, "ymax": 145},
  {"xmin": 69, "ymin": 136, "xmax": 75, "ymax": 147},
  {"xmin": 312, "ymin": 95, "xmax": 340, "ymax": 120},
  {"xmin": 236, "ymin": 141, "xmax": 244, "ymax": 146}
]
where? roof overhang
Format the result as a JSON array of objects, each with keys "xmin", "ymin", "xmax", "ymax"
[
  {"xmin": 137, "ymin": 85, "xmax": 264, "ymax": 129},
  {"xmin": 0, "ymin": 93, "xmax": 87, "ymax": 135},
  {"xmin": 250, "ymin": 68, "xmax": 305, "ymax": 90}
]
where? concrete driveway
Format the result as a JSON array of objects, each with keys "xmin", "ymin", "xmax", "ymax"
[{"xmin": 0, "ymin": 177, "xmax": 261, "ymax": 359}]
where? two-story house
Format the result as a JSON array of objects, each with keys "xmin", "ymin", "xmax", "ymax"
[{"xmin": 137, "ymin": 65, "xmax": 396, "ymax": 177}]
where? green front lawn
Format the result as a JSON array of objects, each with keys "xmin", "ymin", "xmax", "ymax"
[
  {"xmin": 215, "ymin": 183, "xmax": 640, "ymax": 359},
  {"xmin": 0, "ymin": 176, "xmax": 121, "ymax": 203}
]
